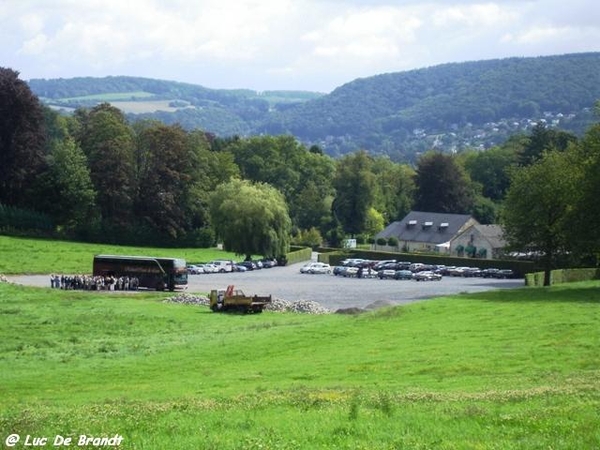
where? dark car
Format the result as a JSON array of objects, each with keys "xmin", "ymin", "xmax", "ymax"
[
  {"xmin": 463, "ymin": 267, "xmax": 482, "ymax": 277},
  {"xmin": 495, "ymin": 269, "xmax": 515, "ymax": 279},
  {"xmin": 482, "ymin": 268, "xmax": 500, "ymax": 278},
  {"xmin": 413, "ymin": 271, "xmax": 442, "ymax": 281},
  {"xmin": 238, "ymin": 261, "xmax": 257, "ymax": 270},
  {"xmin": 394, "ymin": 270, "xmax": 413, "ymax": 280},
  {"xmin": 377, "ymin": 269, "xmax": 397, "ymax": 279}
]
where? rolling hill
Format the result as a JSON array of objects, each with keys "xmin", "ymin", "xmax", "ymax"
[{"xmin": 28, "ymin": 52, "xmax": 600, "ymax": 162}]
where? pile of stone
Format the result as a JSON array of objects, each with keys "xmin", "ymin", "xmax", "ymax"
[
  {"xmin": 162, "ymin": 293, "xmax": 210, "ymax": 306},
  {"xmin": 265, "ymin": 298, "xmax": 330, "ymax": 314},
  {"xmin": 162, "ymin": 293, "xmax": 330, "ymax": 314}
]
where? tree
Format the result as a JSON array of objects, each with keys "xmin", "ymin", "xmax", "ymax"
[
  {"xmin": 502, "ymin": 150, "xmax": 579, "ymax": 286},
  {"xmin": 209, "ymin": 179, "xmax": 291, "ymax": 260},
  {"xmin": 413, "ymin": 152, "xmax": 474, "ymax": 214},
  {"xmin": 134, "ymin": 123, "xmax": 199, "ymax": 239},
  {"xmin": 518, "ymin": 123, "xmax": 577, "ymax": 166},
  {"xmin": 371, "ymin": 157, "xmax": 415, "ymax": 223},
  {"xmin": 0, "ymin": 67, "xmax": 47, "ymax": 208},
  {"xmin": 226, "ymin": 134, "xmax": 335, "ymax": 230},
  {"xmin": 76, "ymin": 103, "xmax": 135, "ymax": 230},
  {"xmin": 460, "ymin": 145, "xmax": 518, "ymax": 201},
  {"xmin": 38, "ymin": 137, "xmax": 98, "ymax": 233},
  {"xmin": 364, "ymin": 207, "xmax": 385, "ymax": 237},
  {"xmin": 569, "ymin": 123, "xmax": 600, "ymax": 260},
  {"xmin": 332, "ymin": 151, "xmax": 375, "ymax": 235}
]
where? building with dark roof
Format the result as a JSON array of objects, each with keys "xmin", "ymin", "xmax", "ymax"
[
  {"xmin": 450, "ymin": 224, "xmax": 507, "ymax": 259},
  {"xmin": 375, "ymin": 211, "xmax": 478, "ymax": 253}
]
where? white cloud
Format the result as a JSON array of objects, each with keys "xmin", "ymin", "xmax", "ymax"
[
  {"xmin": 1, "ymin": 0, "xmax": 598, "ymax": 91},
  {"xmin": 19, "ymin": 33, "xmax": 48, "ymax": 56}
]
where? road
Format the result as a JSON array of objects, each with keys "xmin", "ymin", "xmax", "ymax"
[{"xmin": 7, "ymin": 259, "xmax": 525, "ymax": 311}]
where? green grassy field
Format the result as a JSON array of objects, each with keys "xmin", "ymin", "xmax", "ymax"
[
  {"xmin": 56, "ymin": 91, "xmax": 156, "ymax": 102},
  {"xmin": 0, "ymin": 236, "xmax": 599, "ymax": 448},
  {"xmin": 0, "ymin": 235, "xmax": 240, "ymax": 274}
]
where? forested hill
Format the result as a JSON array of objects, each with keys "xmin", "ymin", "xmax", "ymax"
[
  {"xmin": 28, "ymin": 76, "xmax": 324, "ymax": 137},
  {"xmin": 29, "ymin": 52, "xmax": 600, "ymax": 161},
  {"xmin": 261, "ymin": 52, "xmax": 600, "ymax": 160}
]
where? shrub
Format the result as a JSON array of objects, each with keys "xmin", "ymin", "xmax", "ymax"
[
  {"xmin": 376, "ymin": 237, "xmax": 387, "ymax": 246},
  {"xmin": 387, "ymin": 237, "xmax": 399, "ymax": 247}
]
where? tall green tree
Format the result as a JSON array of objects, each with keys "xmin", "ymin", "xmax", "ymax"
[
  {"xmin": 569, "ymin": 123, "xmax": 600, "ymax": 260},
  {"xmin": 371, "ymin": 157, "xmax": 415, "ymax": 223},
  {"xmin": 223, "ymin": 134, "xmax": 335, "ymax": 231},
  {"xmin": 0, "ymin": 67, "xmax": 47, "ymax": 208},
  {"xmin": 460, "ymin": 145, "xmax": 518, "ymax": 201},
  {"xmin": 209, "ymin": 179, "xmax": 291, "ymax": 260},
  {"xmin": 332, "ymin": 151, "xmax": 375, "ymax": 235},
  {"xmin": 502, "ymin": 150, "xmax": 579, "ymax": 286},
  {"xmin": 76, "ymin": 103, "xmax": 136, "ymax": 230},
  {"xmin": 134, "ymin": 123, "xmax": 194, "ymax": 238},
  {"xmin": 519, "ymin": 123, "xmax": 577, "ymax": 166},
  {"xmin": 38, "ymin": 137, "xmax": 98, "ymax": 233},
  {"xmin": 413, "ymin": 152, "xmax": 474, "ymax": 214}
]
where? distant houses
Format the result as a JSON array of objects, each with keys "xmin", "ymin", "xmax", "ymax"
[{"xmin": 374, "ymin": 211, "xmax": 507, "ymax": 260}]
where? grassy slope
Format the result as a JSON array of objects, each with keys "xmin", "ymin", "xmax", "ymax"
[
  {"xmin": 1, "ymin": 236, "xmax": 599, "ymax": 448},
  {"xmin": 0, "ymin": 235, "xmax": 241, "ymax": 274},
  {"xmin": 0, "ymin": 281, "xmax": 599, "ymax": 449}
]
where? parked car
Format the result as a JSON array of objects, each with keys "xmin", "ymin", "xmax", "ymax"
[
  {"xmin": 341, "ymin": 267, "xmax": 357, "ymax": 277},
  {"xmin": 333, "ymin": 266, "xmax": 347, "ymax": 276},
  {"xmin": 495, "ymin": 269, "xmax": 515, "ymax": 279},
  {"xmin": 260, "ymin": 258, "xmax": 277, "ymax": 268},
  {"xmin": 373, "ymin": 260, "xmax": 397, "ymax": 271},
  {"xmin": 394, "ymin": 270, "xmax": 414, "ymax": 280},
  {"xmin": 208, "ymin": 259, "xmax": 234, "ymax": 273},
  {"xmin": 233, "ymin": 264, "xmax": 248, "ymax": 272},
  {"xmin": 448, "ymin": 266, "xmax": 471, "ymax": 276},
  {"xmin": 378, "ymin": 269, "xmax": 397, "ymax": 279},
  {"xmin": 300, "ymin": 262, "xmax": 332, "ymax": 274},
  {"xmin": 201, "ymin": 263, "xmax": 219, "ymax": 274},
  {"xmin": 413, "ymin": 271, "xmax": 442, "ymax": 281},
  {"xmin": 463, "ymin": 267, "xmax": 482, "ymax": 277},
  {"xmin": 187, "ymin": 265, "xmax": 204, "ymax": 275},
  {"xmin": 481, "ymin": 268, "xmax": 500, "ymax": 278},
  {"xmin": 238, "ymin": 261, "xmax": 257, "ymax": 271}
]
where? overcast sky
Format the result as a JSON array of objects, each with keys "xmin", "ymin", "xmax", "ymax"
[{"xmin": 1, "ymin": 0, "xmax": 598, "ymax": 93}]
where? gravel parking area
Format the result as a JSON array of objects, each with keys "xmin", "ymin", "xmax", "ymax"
[
  {"xmin": 184, "ymin": 261, "xmax": 524, "ymax": 311},
  {"xmin": 6, "ymin": 257, "xmax": 525, "ymax": 312}
]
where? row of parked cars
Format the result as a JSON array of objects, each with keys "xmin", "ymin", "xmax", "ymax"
[
  {"xmin": 299, "ymin": 258, "xmax": 517, "ymax": 281},
  {"xmin": 187, "ymin": 258, "xmax": 278, "ymax": 274}
]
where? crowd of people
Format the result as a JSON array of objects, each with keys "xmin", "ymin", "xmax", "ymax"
[{"xmin": 50, "ymin": 274, "xmax": 140, "ymax": 291}]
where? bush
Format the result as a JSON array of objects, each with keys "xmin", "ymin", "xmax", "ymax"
[
  {"xmin": 292, "ymin": 227, "xmax": 323, "ymax": 248},
  {"xmin": 376, "ymin": 237, "xmax": 387, "ymax": 246},
  {"xmin": 387, "ymin": 237, "xmax": 398, "ymax": 247}
]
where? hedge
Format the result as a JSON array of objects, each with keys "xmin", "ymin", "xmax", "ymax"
[
  {"xmin": 525, "ymin": 268, "xmax": 600, "ymax": 286},
  {"xmin": 285, "ymin": 246, "xmax": 312, "ymax": 266}
]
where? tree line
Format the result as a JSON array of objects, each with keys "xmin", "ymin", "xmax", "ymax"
[{"xmin": 1, "ymin": 66, "xmax": 600, "ymax": 275}]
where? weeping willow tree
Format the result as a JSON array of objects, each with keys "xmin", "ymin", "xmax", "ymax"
[{"xmin": 209, "ymin": 179, "xmax": 291, "ymax": 260}]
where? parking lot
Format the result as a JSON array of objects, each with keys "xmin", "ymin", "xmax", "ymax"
[
  {"xmin": 185, "ymin": 258, "xmax": 525, "ymax": 311},
  {"xmin": 8, "ymin": 256, "xmax": 525, "ymax": 312}
]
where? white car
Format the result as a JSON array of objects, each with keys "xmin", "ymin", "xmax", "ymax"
[
  {"xmin": 187, "ymin": 265, "xmax": 204, "ymax": 275},
  {"xmin": 199, "ymin": 263, "xmax": 219, "ymax": 274},
  {"xmin": 300, "ymin": 262, "xmax": 332, "ymax": 274}
]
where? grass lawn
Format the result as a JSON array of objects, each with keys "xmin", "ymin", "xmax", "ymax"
[
  {"xmin": 0, "ymin": 235, "xmax": 241, "ymax": 274},
  {"xmin": 1, "ymin": 276, "xmax": 599, "ymax": 449}
]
